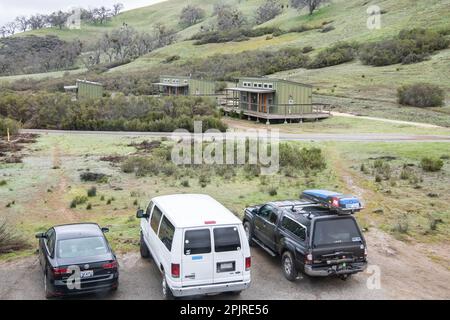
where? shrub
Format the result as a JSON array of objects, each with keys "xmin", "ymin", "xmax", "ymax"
[
  {"xmin": 280, "ymin": 144, "xmax": 326, "ymax": 173},
  {"xmin": 359, "ymin": 29, "xmax": 449, "ymax": 66},
  {"xmin": 397, "ymin": 83, "xmax": 444, "ymax": 107},
  {"xmin": 0, "ymin": 219, "xmax": 30, "ymax": 254},
  {"xmin": 0, "ymin": 117, "xmax": 21, "ymax": 136},
  {"xmin": 392, "ymin": 219, "xmax": 409, "ymax": 234},
  {"xmin": 0, "ymin": 180, "xmax": 7, "ymax": 186},
  {"xmin": 87, "ymin": 186, "xmax": 97, "ymax": 197},
  {"xmin": 80, "ymin": 172, "xmax": 108, "ymax": 183},
  {"xmin": 181, "ymin": 179, "xmax": 190, "ymax": 187},
  {"xmin": 86, "ymin": 203, "xmax": 92, "ymax": 210},
  {"xmin": 308, "ymin": 42, "xmax": 356, "ymax": 69},
  {"xmin": 163, "ymin": 55, "xmax": 180, "ymax": 63},
  {"xmin": 421, "ymin": 157, "xmax": 444, "ymax": 172},
  {"xmin": 268, "ymin": 186, "xmax": 278, "ymax": 196},
  {"xmin": 198, "ymin": 174, "xmax": 211, "ymax": 188},
  {"xmin": 302, "ymin": 46, "xmax": 314, "ymax": 53},
  {"xmin": 70, "ymin": 195, "xmax": 88, "ymax": 208}
]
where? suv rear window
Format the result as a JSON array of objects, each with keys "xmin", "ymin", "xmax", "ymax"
[
  {"xmin": 184, "ymin": 229, "xmax": 211, "ymax": 255},
  {"xmin": 214, "ymin": 227, "xmax": 241, "ymax": 252},
  {"xmin": 313, "ymin": 218, "xmax": 362, "ymax": 247}
]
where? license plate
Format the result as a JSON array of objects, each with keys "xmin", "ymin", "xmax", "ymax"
[
  {"xmin": 345, "ymin": 203, "xmax": 360, "ymax": 209},
  {"xmin": 218, "ymin": 261, "xmax": 235, "ymax": 272},
  {"xmin": 80, "ymin": 270, "xmax": 94, "ymax": 278}
]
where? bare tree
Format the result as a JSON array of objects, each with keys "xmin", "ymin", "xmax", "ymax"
[
  {"xmin": 15, "ymin": 16, "xmax": 29, "ymax": 32},
  {"xmin": 113, "ymin": 3, "xmax": 124, "ymax": 16},
  {"xmin": 48, "ymin": 11, "xmax": 70, "ymax": 29},
  {"xmin": 290, "ymin": 0, "xmax": 329, "ymax": 15},
  {"xmin": 0, "ymin": 27, "xmax": 7, "ymax": 38},
  {"xmin": 4, "ymin": 22, "xmax": 17, "ymax": 36},
  {"xmin": 216, "ymin": 7, "xmax": 246, "ymax": 31},
  {"xmin": 179, "ymin": 5, "xmax": 205, "ymax": 27},
  {"xmin": 256, "ymin": 0, "xmax": 282, "ymax": 25},
  {"xmin": 29, "ymin": 14, "xmax": 47, "ymax": 30},
  {"xmin": 92, "ymin": 7, "xmax": 112, "ymax": 24}
]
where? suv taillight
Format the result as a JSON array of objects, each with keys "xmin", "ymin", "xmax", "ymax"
[
  {"xmin": 171, "ymin": 263, "xmax": 180, "ymax": 278},
  {"xmin": 245, "ymin": 257, "xmax": 251, "ymax": 271}
]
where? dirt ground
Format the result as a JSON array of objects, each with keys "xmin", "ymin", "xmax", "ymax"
[{"xmin": 0, "ymin": 228, "xmax": 448, "ymax": 300}]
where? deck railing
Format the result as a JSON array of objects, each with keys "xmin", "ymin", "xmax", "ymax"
[{"xmin": 223, "ymin": 101, "xmax": 330, "ymax": 116}]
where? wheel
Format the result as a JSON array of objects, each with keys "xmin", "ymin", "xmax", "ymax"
[
  {"xmin": 339, "ymin": 274, "xmax": 351, "ymax": 281},
  {"xmin": 281, "ymin": 251, "xmax": 298, "ymax": 282},
  {"xmin": 243, "ymin": 222, "xmax": 254, "ymax": 246},
  {"xmin": 140, "ymin": 232, "xmax": 150, "ymax": 258},
  {"xmin": 162, "ymin": 275, "xmax": 175, "ymax": 300},
  {"xmin": 44, "ymin": 272, "xmax": 53, "ymax": 299}
]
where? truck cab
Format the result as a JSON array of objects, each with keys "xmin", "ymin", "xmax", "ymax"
[{"xmin": 243, "ymin": 190, "xmax": 368, "ymax": 281}]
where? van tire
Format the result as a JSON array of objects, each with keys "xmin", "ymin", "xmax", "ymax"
[
  {"xmin": 281, "ymin": 251, "xmax": 298, "ymax": 282},
  {"xmin": 243, "ymin": 222, "xmax": 254, "ymax": 247},
  {"xmin": 140, "ymin": 232, "xmax": 150, "ymax": 259},
  {"xmin": 162, "ymin": 275, "xmax": 175, "ymax": 300}
]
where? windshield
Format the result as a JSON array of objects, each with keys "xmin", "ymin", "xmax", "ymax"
[
  {"xmin": 313, "ymin": 218, "xmax": 362, "ymax": 247},
  {"xmin": 57, "ymin": 236, "xmax": 109, "ymax": 259}
]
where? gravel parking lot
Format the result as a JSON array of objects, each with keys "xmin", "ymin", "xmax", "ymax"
[{"xmin": 0, "ymin": 246, "xmax": 387, "ymax": 300}]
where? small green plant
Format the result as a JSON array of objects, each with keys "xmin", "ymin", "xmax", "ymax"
[
  {"xmin": 0, "ymin": 180, "xmax": 7, "ymax": 186},
  {"xmin": 70, "ymin": 195, "xmax": 88, "ymax": 208},
  {"xmin": 421, "ymin": 157, "xmax": 444, "ymax": 172},
  {"xmin": 268, "ymin": 186, "xmax": 278, "ymax": 196},
  {"xmin": 100, "ymin": 195, "xmax": 105, "ymax": 201},
  {"xmin": 392, "ymin": 219, "xmax": 409, "ymax": 234},
  {"xmin": 133, "ymin": 199, "xmax": 138, "ymax": 206},
  {"xmin": 87, "ymin": 186, "xmax": 97, "ymax": 197},
  {"xmin": 86, "ymin": 203, "xmax": 92, "ymax": 210},
  {"xmin": 181, "ymin": 180, "xmax": 190, "ymax": 187}
]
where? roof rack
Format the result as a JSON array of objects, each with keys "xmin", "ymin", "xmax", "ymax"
[{"xmin": 301, "ymin": 190, "xmax": 363, "ymax": 215}]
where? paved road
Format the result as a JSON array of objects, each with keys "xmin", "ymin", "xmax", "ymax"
[
  {"xmin": 20, "ymin": 129, "xmax": 450, "ymax": 143},
  {"xmin": 0, "ymin": 247, "xmax": 387, "ymax": 300}
]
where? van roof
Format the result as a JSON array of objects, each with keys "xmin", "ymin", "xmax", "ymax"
[{"xmin": 152, "ymin": 194, "xmax": 241, "ymax": 228}]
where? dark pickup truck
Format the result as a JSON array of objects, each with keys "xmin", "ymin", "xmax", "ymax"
[{"xmin": 243, "ymin": 190, "xmax": 368, "ymax": 281}]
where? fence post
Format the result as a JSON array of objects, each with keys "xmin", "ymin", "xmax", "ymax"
[{"xmin": 7, "ymin": 127, "xmax": 10, "ymax": 142}]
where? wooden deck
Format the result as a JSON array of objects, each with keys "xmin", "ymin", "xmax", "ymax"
[{"xmin": 222, "ymin": 106, "xmax": 331, "ymax": 123}]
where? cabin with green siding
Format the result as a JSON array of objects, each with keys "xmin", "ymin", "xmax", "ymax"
[
  {"xmin": 155, "ymin": 76, "xmax": 217, "ymax": 96},
  {"xmin": 64, "ymin": 80, "xmax": 103, "ymax": 100},
  {"xmin": 226, "ymin": 77, "xmax": 329, "ymax": 124}
]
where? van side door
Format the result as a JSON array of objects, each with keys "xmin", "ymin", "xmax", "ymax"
[
  {"xmin": 148, "ymin": 204, "xmax": 163, "ymax": 267},
  {"xmin": 141, "ymin": 201, "xmax": 154, "ymax": 243}
]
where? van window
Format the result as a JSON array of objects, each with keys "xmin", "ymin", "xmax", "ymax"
[
  {"xmin": 151, "ymin": 206, "xmax": 163, "ymax": 233},
  {"xmin": 214, "ymin": 227, "xmax": 241, "ymax": 252},
  {"xmin": 281, "ymin": 217, "xmax": 306, "ymax": 241},
  {"xmin": 158, "ymin": 216, "xmax": 175, "ymax": 251},
  {"xmin": 184, "ymin": 229, "xmax": 211, "ymax": 255}
]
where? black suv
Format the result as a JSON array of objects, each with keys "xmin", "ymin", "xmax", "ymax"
[{"xmin": 243, "ymin": 190, "xmax": 367, "ymax": 281}]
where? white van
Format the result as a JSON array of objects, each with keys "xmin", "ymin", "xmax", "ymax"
[{"xmin": 136, "ymin": 194, "xmax": 251, "ymax": 299}]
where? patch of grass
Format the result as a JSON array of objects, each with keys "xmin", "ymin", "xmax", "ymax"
[
  {"xmin": 421, "ymin": 157, "xmax": 444, "ymax": 172},
  {"xmin": 87, "ymin": 186, "xmax": 97, "ymax": 197},
  {"xmin": 0, "ymin": 219, "xmax": 30, "ymax": 254},
  {"xmin": 70, "ymin": 195, "xmax": 88, "ymax": 208},
  {"xmin": 0, "ymin": 180, "xmax": 7, "ymax": 186}
]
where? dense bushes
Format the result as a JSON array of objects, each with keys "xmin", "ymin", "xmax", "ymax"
[
  {"xmin": 397, "ymin": 83, "xmax": 445, "ymax": 107},
  {"xmin": 187, "ymin": 48, "xmax": 310, "ymax": 81},
  {"xmin": 191, "ymin": 27, "xmax": 283, "ymax": 45},
  {"xmin": 0, "ymin": 117, "xmax": 21, "ymax": 136},
  {"xmin": 308, "ymin": 42, "xmax": 357, "ymax": 69},
  {"xmin": 0, "ymin": 93, "xmax": 227, "ymax": 132},
  {"xmin": 359, "ymin": 29, "xmax": 449, "ymax": 66},
  {"xmin": 279, "ymin": 144, "xmax": 326, "ymax": 174}
]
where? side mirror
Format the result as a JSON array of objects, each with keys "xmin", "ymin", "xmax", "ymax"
[
  {"xmin": 35, "ymin": 232, "xmax": 46, "ymax": 239},
  {"xmin": 101, "ymin": 227, "xmax": 109, "ymax": 233},
  {"xmin": 136, "ymin": 209, "xmax": 147, "ymax": 219}
]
